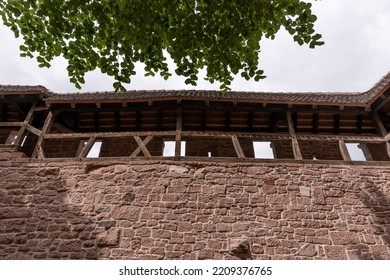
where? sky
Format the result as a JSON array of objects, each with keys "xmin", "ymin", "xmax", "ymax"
[{"xmin": 0, "ymin": 0, "xmax": 389, "ymax": 94}]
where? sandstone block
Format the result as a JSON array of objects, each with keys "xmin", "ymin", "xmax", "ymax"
[
  {"xmin": 330, "ymin": 231, "xmax": 360, "ymax": 245},
  {"xmin": 98, "ymin": 228, "xmax": 121, "ymax": 247}
]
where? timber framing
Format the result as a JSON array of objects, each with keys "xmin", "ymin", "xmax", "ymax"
[{"xmin": 0, "ymin": 71, "xmax": 390, "ymax": 163}]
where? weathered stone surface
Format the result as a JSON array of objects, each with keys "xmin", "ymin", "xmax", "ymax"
[
  {"xmin": 1, "ymin": 149, "xmax": 390, "ymax": 260},
  {"xmin": 97, "ymin": 228, "xmax": 121, "ymax": 247}
]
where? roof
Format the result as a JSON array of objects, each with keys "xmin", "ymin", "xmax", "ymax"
[
  {"xmin": 2, "ymin": 71, "xmax": 390, "ymax": 107},
  {"xmin": 45, "ymin": 71, "xmax": 390, "ymax": 107},
  {"xmin": 0, "ymin": 85, "xmax": 50, "ymax": 97}
]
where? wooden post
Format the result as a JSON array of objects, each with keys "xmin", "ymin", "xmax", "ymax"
[
  {"xmin": 78, "ymin": 136, "xmax": 96, "ymax": 158},
  {"xmin": 31, "ymin": 111, "xmax": 53, "ymax": 159},
  {"xmin": 386, "ymin": 142, "xmax": 390, "ymax": 159},
  {"xmin": 338, "ymin": 140, "xmax": 351, "ymax": 161},
  {"xmin": 371, "ymin": 111, "xmax": 387, "ymax": 136},
  {"xmin": 287, "ymin": 112, "xmax": 302, "ymax": 160},
  {"xmin": 175, "ymin": 104, "xmax": 183, "ymax": 159}
]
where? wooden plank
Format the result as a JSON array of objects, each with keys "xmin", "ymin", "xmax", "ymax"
[
  {"xmin": 387, "ymin": 142, "xmax": 390, "ymax": 159},
  {"xmin": 339, "ymin": 140, "xmax": 351, "ymax": 161},
  {"xmin": 371, "ymin": 111, "xmax": 387, "ymax": 136},
  {"xmin": 0, "ymin": 122, "xmax": 23, "ymax": 127},
  {"xmin": 231, "ymin": 135, "xmax": 245, "ymax": 158},
  {"xmin": 44, "ymin": 131, "xmax": 176, "ymax": 139},
  {"xmin": 130, "ymin": 135, "xmax": 153, "ymax": 158},
  {"xmin": 78, "ymin": 136, "xmax": 96, "ymax": 158},
  {"xmin": 26, "ymin": 124, "xmax": 41, "ymax": 136},
  {"xmin": 286, "ymin": 112, "xmax": 296, "ymax": 138},
  {"xmin": 175, "ymin": 107, "xmax": 183, "ymax": 159},
  {"xmin": 37, "ymin": 145, "xmax": 45, "ymax": 160},
  {"xmin": 134, "ymin": 136, "xmax": 151, "ymax": 158},
  {"xmin": 291, "ymin": 138, "xmax": 303, "ymax": 160},
  {"xmin": 31, "ymin": 111, "xmax": 53, "ymax": 159}
]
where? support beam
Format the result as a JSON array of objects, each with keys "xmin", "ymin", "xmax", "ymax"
[
  {"xmin": 130, "ymin": 136, "xmax": 153, "ymax": 158},
  {"xmin": 338, "ymin": 140, "xmax": 351, "ymax": 161},
  {"xmin": 78, "ymin": 136, "xmax": 96, "ymax": 158},
  {"xmin": 387, "ymin": 142, "xmax": 390, "ymax": 159},
  {"xmin": 371, "ymin": 111, "xmax": 387, "ymax": 136},
  {"xmin": 134, "ymin": 136, "xmax": 152, "ymax": 158},
  {"xmin": 31, "ymin": 111, "xmax": 53, "ymax": 159},
  {"xmin": 26, "ymin": 124, "xmax": 41, "ymax": 136},
  {"xmin": 231, "ymin": 135, "xmax": 245, "ymax": 158},
  {"xmin": 175, "ymin": 106, "xmax": 183, "ymax": 159},
  {"xmin": 14, "ymin": 103, "xmax": 36, "ymax": 147},
  {"xmin": 287, "ymin": 112, "xmax": 302, "ymax": 160},
  {"xmin": 0, "ymin": 122, "xmax": 23, "ymax": 127}
]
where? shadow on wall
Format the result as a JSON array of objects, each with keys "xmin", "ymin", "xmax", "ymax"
[
  {"xmin": 354, "ymin": 168, "xmax": 390, "ymax": 260},
  {"xmin": 0, "ymin": 160, "xmax": 101, "ymax": 259}
]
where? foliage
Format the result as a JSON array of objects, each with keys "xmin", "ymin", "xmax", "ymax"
[{"xmin": 0, "ymin": 0, "xmax": 323, "ymax": 91}]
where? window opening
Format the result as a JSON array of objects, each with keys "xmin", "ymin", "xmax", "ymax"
[
  {"xmin": 86, "ymin": 140, "xmax": 102, "ymax": 158},
  {"xmin": 20, "ymin": 135, "xmax": 28, "ymax": 147},
  {"xmin": 163, "ymin": 141, "xmax": 186, "ymax": 156},
  {"xmin": 345, "ymin": 143, "xmax": 367, "ymax": 161},
  {"xmin": 253, "ymin": 141, "xmax": 275, "ymax": 159},
  {"xmin": 208, "ymin": 151, "xmax": 212, "ymax": 158}
]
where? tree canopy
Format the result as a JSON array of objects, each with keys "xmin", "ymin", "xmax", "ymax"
[{"xmin": 0, "ymin": 0, "xmax": 323, "ymax": 91}]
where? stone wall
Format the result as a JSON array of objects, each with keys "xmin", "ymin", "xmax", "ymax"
[{"xmin": 1, "ymin": 147, "xmax": 390, "ymax": 260}]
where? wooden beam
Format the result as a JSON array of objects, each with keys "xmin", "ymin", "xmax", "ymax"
[
  {"xmin": 231, "ymin": 135, "xmax": 245, "ymax": 158},
  {"xmin": 130, "ymin": 136, "xmax": 153, "ymax": 158},
  {"xmin": 371, "ymin": 111, "xmax": 387, "ymax": 136},
  {"xmin": 291, "ymin": 138, "xmax": 303, "ymax": 160},
  {"xmin": 0, "ymin": 122, "xmax": 23, "ymax": 127},
  {"xmin": 287, "ymin": 112, "xmax": 302, "ymax": 160},
  {"xmin": 44, "ymin": 131, "xmax": 176, "ymax": 139},
  {"xmin": 387, "ymin": 142, "xmax": 390, "ymax": 159},
  {"xmin": 338, "ymin": 140, "xmax": 351, "ymax": 161},
  {"xmin": 14, "ymin": 103, "xmax": 36, "ymax": 147},
  {"xmin": 31, "ymin": 111, "xmax": 53, "ymax": 159},
  {"xmin": 175, "ymin": 106, "xmax": 183, "ymax": 159},
  {"xmin": 134, "ymin": 136, "xmax": 151, "ymax": 158},
  {"xmin": 78, "ymin": 136, "xmax": 96, "ymax": 158},
  {"xmin": 26, "ymin": 124, "xmax": 41, "ymax": 136}
]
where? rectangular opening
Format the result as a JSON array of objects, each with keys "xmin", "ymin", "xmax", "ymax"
[
  {"xmin": 253, "ymin": 141, "xmax": 275, "ymax": 159},
  {"xmin": 86, "ymin": 140, "xmax": 102, "ymax": 158},
  {"xmin": 346, "ymin": 143, "xmax": 368, "ymax": 161},
  {"xmin": 162, "ymin": 141, "xmax": 186, "ymax": 156}
]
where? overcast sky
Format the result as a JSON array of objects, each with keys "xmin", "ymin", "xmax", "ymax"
[{"xmin": 0, "ymin": 0, "xmax": 389, "ymax": 93}]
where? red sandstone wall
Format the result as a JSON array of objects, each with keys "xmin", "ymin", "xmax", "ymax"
[{"xmin": 1, "ymin": 147, "xmax": 390, "ymax": 260}]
